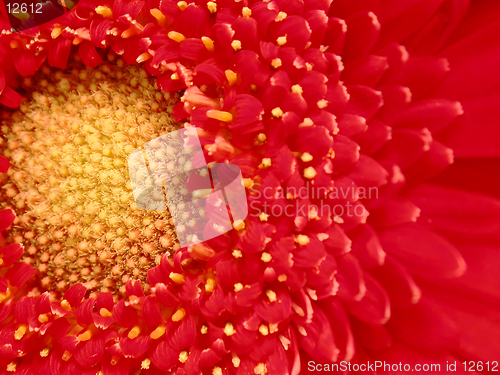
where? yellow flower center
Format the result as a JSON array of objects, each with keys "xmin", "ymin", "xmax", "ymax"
[{"xmin": 0, "ymin": 61, "xmax": 180, "ymax": 296}]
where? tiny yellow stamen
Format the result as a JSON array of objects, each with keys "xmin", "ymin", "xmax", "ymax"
[
  {"xmin": 303, "ymin": 166, "xmax": 317, "ymax": 179},
  {"xmin": 168, "ymin": 31, "xmax": 186, "ymax": 43},
  {"xmin": 206, "ymin": 110, "xmax": 233, "ymax": 122},
  {"xmin": 141, "ymin": 358, "xmax": 151, "ymax": 369},
  {"xmin": 234, "ymin": 283, "xmax": 244, "ymax": 292},
  {"xmin": 40, "ymin": 348, "xmax": 50, "ymax": 357},
  {"xmin": 276, "ymin": 11, "xmax": 287, "ymax": 21},
  {"xmin": 14, "ymin": 325, "xmax": 28, "ymax": 340},
  {"xmin": 6, "ymin": 363, "xmax": 16, "ymax": 372},
  {"xmin": 232, "ymin": 249, "xmax": 243, "ymax": 258},
  {"xmin": 225, "ymin": 70, "xmax": 238, "ymax": 85},
  {"xmin": 169, "ymin": 272, "xmax": 185, "ymax": 284},
  {"xmin": 150, "ymin": 9, "xmax": 168, "ymax": 28},
  {"xmin": 205, "ymin": 278, "xmax": 216, "ymax": 292},
  {"xmin": 136, "ymin": 52, "xmax": 152, "ymax": 63},
  {"xmin": 232, "ymin": 219, "xmax": 245, "ymax": 230},
  {"xmin": 254, "ymin": 363, "xmax": 267, "ymax": 375},
  {"xmin": 259, "ymin": 212, "xmax": 269, "ymax": 221},
  {"xmin": 78, "ymin": 329, "xmax": 92, "ymax": 342},
  {"xmin": 243, "ymin": 178, "xmax": 255, "ymax": 189},
  {"xmin": 38, "ymin": 314, "xmax": 49, "ymax": 323},
  {"xmin": 301, "ymin": 152, "xmax": 313, "ymax": 162},
  {"xmin": 271, "ymin": 107, "xmax": 283, "ymax": 118},
  {"xmin": 201, "ymin": 325, "xmax": 208, "ymax": 334},
  {"xmin": 261, "ymin": 252, "xmax": 272, "ymax": 262},
  {"xmin": 179, "ymin": 351, "xmax": 189, "ymax": 363},
  {"xmin": 231, "ymin": 40, "xmax": 242, "ymax": 51},
  {"xmin": 177, "ymin": 1, "xmax": 188, "ymax": 10},
  {"xmin": 259, "ymin": 324, "xmax": 269, "ymax": 336},
  {"xmin": 213, "ymin": 368, "xmax": 223, "ymax": 375},
  {"xmin": 317, "ymin": 99, "xmax": 329, "ymax": 109},
  {"xmin": 266, "ymin": 289, "xmax": 277, "ymax": 302},
  {"xmin": 60, "ymin": 299, "xmax": 71, "ymax": 310},
  {"xmin": 277, "ymin": 36, "xmax": 287, "ymax": 46},
  {"xmin": 172, "ymin": 308, "xmax": 186, "ymax": 322},
  {"xmin": 51, "ymin": 27, "xmax": 62, "ymax": 39},
  {"xmin": 95, "ymin": 6, "xmax": 113, "ymax": 18},
  {"xmin": 260, "ymin": 158, "xmax": 272, "ymax": 168},
  {"xmin": 271, "ymin": 58, "xmax": 282, "ymax": 68},
  {"xmin": 207, "ymin": 1, "xmax": 217, "ymax": 13},
  {"xmin": 150, "ymin": 325, "xmax": 166, "ymax": 339},
  {"xmin": 278, "ymin": 274, "xmax": 287, "ymax": 282},
  {"xmin": 99, "ymin": 308, "xmax": 113, "ymax": 317},
  {"xmin": 128, "ymin": 326, "xmax": 141, "ymax": 339},
  {"xmin": 224, "ymin": 322, "xmax": 236, "ymax": 336},
  {"xmin": 202, "ymin": 36, "xmax": 215, "ymax": 51},
  {"xmin": 300, "ymin": 118, "xmax": 314, "ymax": 127},
  {"xmin": 291, "ymin": 85, "xmax": 303, "ymax": 95},
  {"xmin": 296, "ymin": 234, "xmax": 310, "ymax": 246},
  {"xmin": 242, "ymin": 7, "xmax": 252, "ymax": 18}
]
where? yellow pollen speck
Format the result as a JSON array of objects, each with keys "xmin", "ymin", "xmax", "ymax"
[
  {"xmin": 6, "ymin": 363, "xmax": 16, "ymax": 372},
  {"xmin": 232, "ymin": 249, "xmax": 243, "ymax": 258},
  {"xmin": 141, "ymin": 358, "xmax": 151, "ymax": 369},
  {"xmin": 100, "ymin": 308, "xmax": 113, "ymax": 317},
  {"xmin": 224, "ymin": 322, "xmax": 236, "ymax": 336},
  {"xmin": 261, "ymin": 252, "xmax": 272, "ymax": 262},
  {"xmin": 38, "ymin": 314, "xmax": 49, "ymax": 323},
  {"xmin": 78, "ymin": 329, "xmax": 92, "ymax": 342},
  {"xmin": 51, "ymin": 27, "xmax": 62, "ymax": 39},
  {"xmin": 95, "ymin": 6, "xmax": 112, "ymax": 18},
  {"xmin": 14, "ymin": 325, "xmax": 27, "ymax": 340},
  {"xmin": 177, "ymin": 1, "xmax": 188, "ymax": 10},
  {"xmin": 271, "ymin": 107, "xmax": 284, "ymax": 118},
  {"xmin": 260, "ymin": 158, "xmax": 272, "ymax": 168},
  {"xmin": 128, "ymin": 326, "xmax": 141, "ymax": 339},
  {"xmin": 150, "ymin": 9, "xmax": 167, "ymax": 28},
  {"xmin": 207, "ymin": 1, "xmax": 217, "ymax": 13},
  {"xmin": 303, "ymin": 166, "xmax": 317, "ymax": 179},
  {"xmin": 257, "ymin": 133, "xmax": 267, "ymax": 143},
  {"xmin": 213, "ymin": 367, "xmax": 223, "ymax": 375},
  {"xmin": 232, "ymin": 355, "xmax": 241, "ymax": 367},
  {"xmin": 271, "ymin": 58, "xmax": 282, "ymax": 69},
  {"xmin": 259, "ymin": 324, "xmax": 269, "ymax": 336},
  {"xmin": 172, "ymin": 308, "xmax": 186, "ymax": 322},
  {"xmin": 150, "ymin": 325, "xmax": 166, "ymax": 339},
  {"xmin": 232, "ymin": 219, "xmax": 245, "ymax": 231},
  {"xmin": 40, "ymin": 348, "xmax": 50, "ymax": 357},
  {"xmin": 243, "ymin": 178, "xmax": 255, "ymax": 189},
  {"xmin": 277, "ymin": 36, "xmax": 287, "ymax": 46},
  {"xmin": 231, "ymin": 40, "xmax": 242, "ymax": 51},
  {"xmin": 317, "ymin": 99, "xmax": 329, "ymax": 108},
  {"xmin": 305, "ymin": 62, "xmax": 313, "ymax": 71},
  {"xmin": 225, "ymin": 70, "xmax": 238, "ymax": 85},
  {"xmin": 234, "ymin": 283, "xmax": 244, "ymax": 292},
  {"xmin": 276, "ymin": 11, "xmax": 287, "ymax": 21},
  {"xmin": 207, "ymin": 109, "xmax": 233, "ymax": 122},
  {"xmin": 301, "ymin": 152, "xmax": 313, "ymax": 162},
  {"xmin": 242, "ymin": 7, "xmax": 252, "ymax": 17},
  {"xmin": 291, "ymin": 85, "xmax": 303, "ymax": 95},
  {"xmin": 205, "ymin": 278, "xmax": 216, "ymax": 292},
  {"xmin": 170, "ymin": 272, "xmax": 185, "ymax": 284},
  {"xmin": 259, "ymin": 212, "xmax": 269, "ymax": 221},
  {"xmin": 300, "ymin": 117, "xmax": 314, "ymax": 127},
  {"xmin": 168, "ymin": 31, "xmax": 185, "ymax": 43},
  {"xmin": 296, "ymin": 234, "xmax": 310, "ymax": 246},
  {"xmin": 179, "ymin": 351, "xmax": 189, "ymax": 363},
  {"xmin": 278, "ymin": 274, "xmax": 287, "ymax": 282},
  {"xmin": 255, "ymin": 363, "xmax": 267, "ymax": 375},
  {"xmin": 266, "ymin": 289, "xmax": 277, "ymax": 302},
  {"xmin": 201, "ymin": 325, "xmax": 208, "ymax": 334},
  {"xmin": 202, "ymin": 36, "xmax": 215, "ymax": 51}
]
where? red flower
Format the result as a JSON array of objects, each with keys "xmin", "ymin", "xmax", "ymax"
[{"xmin": 0, "ymin": 0, "xmax": 499, "ymax": 374}]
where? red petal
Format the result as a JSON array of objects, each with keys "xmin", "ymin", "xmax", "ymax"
[
  {"xmin": 0, "ymin": 155, "xmax": 10, "ymax": 173},
  {"xmin": 79, "ymin": 41, "xmax": 103, "ymax": 68},
  {"xmin": 342, "ymin": 11, "xmax": 380, "ymax": 60},
  {"xmin": 378, "ymin": 223, "xmax": 466, "ymax": 280},
  {"xmin": 12, "ymin": 49, "xmax": 37, "ymax": 77},
  {"xmin": 348, "ymin": 224, "xmax": 386, "ymax": 270},
  {"xmin": 5, "ymin": 262, "xmax": 36, "ymax": 288},
  {"xmin": 345, "ymin": 274, "xmax": 391, "ymax": 325},
  {"xmin": 0, "ymin": 86, "xmax": 22, "ymax": 108},
  {"xmin": 0, "ymin": 243, "xmax": 24, "ymax": 267},
  {"xmin": 63, "ymin": 283, "xmax": 87, "ymax": 309},
  {"xmin": 49, "ymin": 37, "xmax": 72, "ymax": 69},
  {"xmin": 342, "ymin": 55, "xmax": 389, "ymax": 87}
]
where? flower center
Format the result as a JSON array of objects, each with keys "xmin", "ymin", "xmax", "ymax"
[{"xmin": 0, "ymin": 61, "xmax": 180, "ymax": 296}]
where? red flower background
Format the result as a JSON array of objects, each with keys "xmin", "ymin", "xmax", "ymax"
[{"xmin": 0, "ymin": 0, "xmax": 499, "ymax": 374}]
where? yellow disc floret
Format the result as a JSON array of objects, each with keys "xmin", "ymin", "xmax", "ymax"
[{"xmin": 0, "ymin": 61, "xmax": 180, "ymax": 295}]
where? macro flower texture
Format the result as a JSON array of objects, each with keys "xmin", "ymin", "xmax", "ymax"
[{"xmin": 0, "ymin": 0, "xmax": 499, "ymax": 374}]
